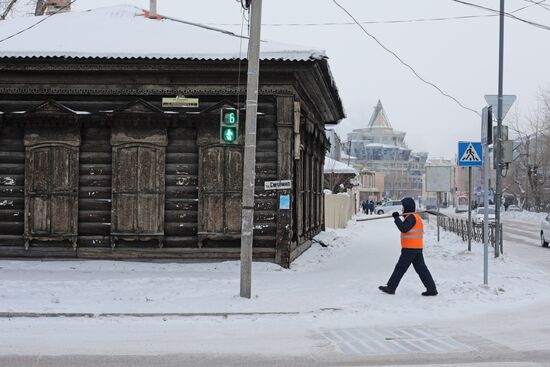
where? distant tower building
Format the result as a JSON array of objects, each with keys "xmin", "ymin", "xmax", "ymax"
[
  {"xmin": 45, "ymin": 0, "xmax": 71, "ymax": 15},
  {"xmin": 347, "ymin": 100, "xmax": 427, "ymax": 199}
]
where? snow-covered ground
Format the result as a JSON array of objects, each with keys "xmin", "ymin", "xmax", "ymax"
[{"xmin": 1, "ymin": 214, "xmax": 549, "ymax": 326}]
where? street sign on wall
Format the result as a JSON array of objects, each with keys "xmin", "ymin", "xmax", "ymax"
[
  {"xmin": 425, "ymin": 166, "xmax": 453, "ymax": 192},
  {"xmin": 458, "ymin": 142, "xmax": 483, "ymax": 167}
]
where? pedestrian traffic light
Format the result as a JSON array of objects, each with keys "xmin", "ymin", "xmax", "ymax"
[{"xmin": 220, "ymin": 107, "xmax": 239, "ymax": 144}]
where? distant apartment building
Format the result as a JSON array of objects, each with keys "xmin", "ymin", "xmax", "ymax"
[{"xmin": 346, "ymin": 100, "xmax": 427, "ymax": 199}]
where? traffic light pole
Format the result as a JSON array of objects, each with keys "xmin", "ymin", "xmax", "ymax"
[
  {"xmin": 240, "ymin": 0, "xmax": 262, "ymax": 299},
  {"xmin": 494, "ymin": 0, "xmax": 505, "ymax": 258}
]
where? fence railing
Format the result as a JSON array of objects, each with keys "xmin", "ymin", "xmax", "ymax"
[{"xmin": 436, "ymin": 216, "xmax": 503, "ymax": 248}]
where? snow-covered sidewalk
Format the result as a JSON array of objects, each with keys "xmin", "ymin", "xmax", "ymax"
[{"xmin": 1, "ymin": 214, "xmax": 549, "ymax": 324}]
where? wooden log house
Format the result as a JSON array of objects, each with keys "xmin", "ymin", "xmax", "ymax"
[{"xmin": 0, "ymin": 6, "xmax": 344, "ymax": 267}]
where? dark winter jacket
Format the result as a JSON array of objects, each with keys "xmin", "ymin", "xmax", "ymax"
[{"xmin": 394, "ymin": 197, "xmax": 417, "ymax": 233}]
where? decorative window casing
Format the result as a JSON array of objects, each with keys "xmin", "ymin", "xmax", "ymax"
[
  {"xmin": 110, "ymin": 125, "xmax": 167, "ymax": 248},
  {"xmin": 24, "ymin": 125, "xmax": 80, "ymax": 250}
]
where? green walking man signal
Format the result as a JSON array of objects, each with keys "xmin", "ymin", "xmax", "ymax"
[{"xmin": 220, "ymin": 107, "xmax": 239, "ymax": 144}]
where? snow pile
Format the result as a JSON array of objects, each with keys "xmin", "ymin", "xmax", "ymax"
[{"xmin": 323, "ymin": 157, "xmax": 358, "ymax": 175}]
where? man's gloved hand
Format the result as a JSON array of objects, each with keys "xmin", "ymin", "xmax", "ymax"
[{"xmin": 392, "ymin": 211, "xmax": 400, "ymax": 219}]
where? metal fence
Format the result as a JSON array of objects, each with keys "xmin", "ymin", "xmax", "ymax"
[{"xmin": 436, "ymin": 216, "xmax": 503, "ymax": 248}]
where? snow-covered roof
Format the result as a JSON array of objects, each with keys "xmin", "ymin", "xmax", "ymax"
[
  {"xmin": 0, "ymin": 5, "xmax": 327, "ymax": 61},
  {"xmin": 324, "ymin": 157, "xmax": 358, "ymax": 175}
]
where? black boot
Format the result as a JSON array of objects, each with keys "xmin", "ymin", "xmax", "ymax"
[
  {"xmin": 422, "ymin": 289, "xmax": 438, "ymax": 296},
  {"xmin": 378, "ymin": 286, "xmax": 395, "ymax": 295}
]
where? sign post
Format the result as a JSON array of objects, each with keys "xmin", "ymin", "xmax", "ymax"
[
  {"xmin": 457, "ymin": 141, "xmax": 483, "ymax": 252},
  {"xmin": 481, "ymin": 107, "xmax": 492, "ymax": 285}
]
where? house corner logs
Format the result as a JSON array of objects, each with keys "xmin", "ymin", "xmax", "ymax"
[{"xmin": 275, "ymin": 96, "xmax": 294, "ymax": 268}]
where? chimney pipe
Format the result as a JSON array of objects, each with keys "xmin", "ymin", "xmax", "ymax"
[{"xmin": 149, "ymin": 0, "xmax": 157, "ymax": 18}]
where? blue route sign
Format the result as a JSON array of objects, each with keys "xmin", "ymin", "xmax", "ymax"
[{"xmin": 458, "ymin": 141, "xmax": 483, "ymax": 167}]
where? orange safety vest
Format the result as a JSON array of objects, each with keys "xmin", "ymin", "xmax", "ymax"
[{"xmin": 400, "ymin": 213, "xmax": 424, "ymax": 249}]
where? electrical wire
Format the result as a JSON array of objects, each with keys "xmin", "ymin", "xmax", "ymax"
[
  {"xmin": 522, "ymin": 0, "xmax": 550, "ymax": 11},
  {"xmin": 205, "ymin": 14, "xmax": 498, "ymax": 27},
  {"xmin": 332, "ymin": 0, "xmax": 480, "ymax": 117},
  {"xmin": 450, "ymin": 0, "xmax": 550, "ymax": 31},
  {"xmin": 0, "ymin": 0, "xmax": 78, "ymax": 44}
]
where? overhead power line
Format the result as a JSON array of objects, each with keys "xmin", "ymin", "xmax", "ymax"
[
  {"xmin": 0, "ymin": 0, "xmax": 78, "ymax": 44},
  {"xmin": 332, "ymin": 0, "xmax": 480, "ymax": 117},
  {"xmin": 450, "ymin": 0, "xmax": 550, "ymax": 31},
  {"xmin": 206, "ymin": 14, "xmax": 498, "ymax": 27}
]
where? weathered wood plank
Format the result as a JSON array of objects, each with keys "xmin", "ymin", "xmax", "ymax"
[
  {"xmin": 0, "ymin": 174, "xmax": 23, "ymax": 186},
  {"xmin": 0, "ymin": 197, "xmax": 23, "ymax": 210},
  {"xmin": 78, "ymin": 222, "xmax": 110, "ymax": 235},
  {"xmin": 0, "ymin": 152, "xmax": 24, "ymax": 163},
  {"xmin": 79, "ymin": 187, "xmax": 111, "ymax": 200},
  {"xmin": 0, "ymin": 235, "xmax": 24, "ymax": 246},
  {"xmin": 79, "ymin": 198, "xmax": 111, "ymax": 211},
  {"xmin": 75, "ymin": 247, "xmax": 275, "ymax": 261},
  {"xmin": 164, "ymin": 222, "xmax": 197, "ymax": 236},
  {"xmin": 0, "ymin": 209, "xmax": 23, "ymax": 221},
  {"xmin": 79, "ymin": 175, "xmax": 111, "ymax": 187},
  {"xmin": 0, "ymin": 246, "xmax": 77, "ymax": 258},
  {"xmin": 78, "ymin": 210, "xmax": 111, "ymax": 223},
  {"xmin": 165, "ymin": 175, "xmax": 198, "ymax": 187},
  {"xmin": 80, "ymin": 152, "xmax": 111, "ymax": 164},
  {"xmin": 166, "ymin": 186, "xmax": 198, "ymax": 199},
  {"xmin": 79, "ymin": 164, "xmax": 112, "ymax": 176},
  {"xmin": 165, "ymin": 210, "xmax": 197, "ymax": 223},
  {"xmin": 165, "ymin": 153, "xmax": 199, "ymax": 164},
  {"xmin": 0, "ymin": 222, "xmax": 24, "ymax": 234},
  {"xmin": 164, "ymin": 199, "xmax": 198, "ymax": 211},
  {"xmin": 166, "ymin": 143, "xmax": 198, "ymax": 154},
  {"xmin": 165, "ymin": 163, "xmax": 199, "ymax": 175},
  {"xmin": 0, "ymin": 186, "xmax": 23, "ymax": 197},
  {"xmin": 0, "ymin": 164, "xmax": 24, "ymax": 175}
]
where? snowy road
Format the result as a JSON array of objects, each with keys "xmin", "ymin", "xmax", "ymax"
[{"xmin": 1, "ymin": 215, "xmax": 550, "ymax": 366}]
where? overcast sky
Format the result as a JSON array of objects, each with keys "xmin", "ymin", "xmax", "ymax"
[{"xmin": 66, "ymin": 0, "xmax": 550, "ymax": 158}]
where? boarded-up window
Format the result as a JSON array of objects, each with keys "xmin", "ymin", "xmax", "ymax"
[
  {"xmin": 24, "ymin": 143, "xmax": 79, "ymax": 249},
  {"xmin": 111, "ymin": 125, "xmax": 167, "ymax": 247}
]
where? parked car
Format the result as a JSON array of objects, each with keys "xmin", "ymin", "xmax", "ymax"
[
  {"xmin": 455, "ymin": 195, "xmax": 469, "ymax": 213},
  {"xmin": 375, "ymin": 200, "xmax": 403, "ymax": 215},
  {"xmin": 473, "ymin": 206, "xmax": 496, "ymax": 225},
  {"xmin": 508, "ymin": 205, "xmax": 522, "ymax": 212},
  {"xmin": 540, "ymin": 214, "xmax": 550, "ymax": 248}
]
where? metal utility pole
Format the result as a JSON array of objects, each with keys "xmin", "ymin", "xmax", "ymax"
[
  {"xmin": 240, "ymin": 0, "xmax": 262, "ymax": 299},
  {"xmin": 494, "ymin": 0, "xmax": 505, "ymax": 258},
  {"xmin": 149, "ymin": 0, "xmax": 157, "ymax": 18},
  {"xmin": 467, "ymin": 167, "xmax": 472, "ymax": 251},
  {"xmin": 482, "ymin": 106, "xmax": 492, "ymax": 285}
]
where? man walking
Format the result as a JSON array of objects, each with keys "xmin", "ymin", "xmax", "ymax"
[{"xmin": 379, "ymin": 197, "xmax": 438, "ymax": 296}]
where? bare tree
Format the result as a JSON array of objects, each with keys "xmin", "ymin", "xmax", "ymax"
[{"xmin": 507, "ymin": 87, "xmax": 550, "ymax": 211}]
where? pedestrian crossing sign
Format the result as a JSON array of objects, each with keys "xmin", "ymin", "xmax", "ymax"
[{"xmin": 458, "ymin": 142, "xmax": 482, "ymax": 167}]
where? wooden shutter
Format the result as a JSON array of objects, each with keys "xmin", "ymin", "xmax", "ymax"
[
  {"xmin": 25, "ymin": 144, "xmax": 79, "ymax": 249},
  {"xmin": 111, "ymin": 144, "xmax": 165, "ymax": 246},
  {"xmin": 198, "ymin": 145, "xmax": 243, "ymax": 245}
]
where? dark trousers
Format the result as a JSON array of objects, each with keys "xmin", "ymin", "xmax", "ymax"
[{"xmin": 387, "ymin": 248, "xmax": 436, "ymax": 291}]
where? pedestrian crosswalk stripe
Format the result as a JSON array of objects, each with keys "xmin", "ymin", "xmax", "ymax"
[{"xmin": 460, "ymin": 143, "xmax": 481, "ymax": 162}]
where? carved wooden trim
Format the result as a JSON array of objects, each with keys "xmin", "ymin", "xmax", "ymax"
[{"xmin": 0, "ymin": 86, "xmax": 296, "ymax": 96}]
